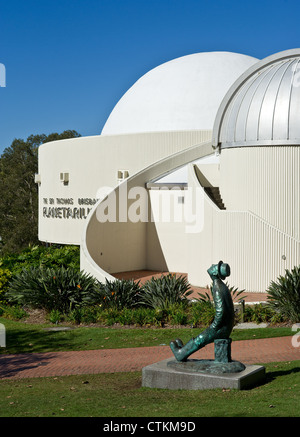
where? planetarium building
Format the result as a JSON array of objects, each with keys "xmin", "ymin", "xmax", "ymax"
[{"xmin": 37, "ymin": 49, "xmax": 300, "ymax": 293}]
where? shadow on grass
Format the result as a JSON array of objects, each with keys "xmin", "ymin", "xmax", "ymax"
[
  {"xmin": 265, "ymin": 365, "xmax": 300, "ymax": 383},
  {"xmin": 0, "ymin": 326, "xmax": 76, "ymax": 355}
]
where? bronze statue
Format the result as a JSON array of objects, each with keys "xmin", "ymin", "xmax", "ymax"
[{"xmin": 170, "ymin": 261, "xmax": 235, "ymax": 362}]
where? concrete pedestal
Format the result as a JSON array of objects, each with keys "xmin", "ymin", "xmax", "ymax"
[{"xmin": 142, "ymin": 358, "xmax": 265, "ymax": 390}]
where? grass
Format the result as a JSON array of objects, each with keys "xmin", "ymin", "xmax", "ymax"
[
  {"xmin": 0, "ymin": 317, "xmax": 298, "ymax": 418},
  {"xmin": 0, "ymin": 360, "xmax": 299, "ymax": 417},
  {"xmin": 0, "ymin": 317, "xmax": 294, "ymax": 354}
]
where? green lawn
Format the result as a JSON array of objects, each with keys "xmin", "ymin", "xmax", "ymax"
[
  {"xmin": 0, "ymin": 317, "xmax": 294, "ymax": 354},
  {"xmin": 0, "ymin": 318, "xmax": 298, "ymax": 418},
  {"xmin": 0, "ymin": 360, "xmax": 299, "ymax": 417}
]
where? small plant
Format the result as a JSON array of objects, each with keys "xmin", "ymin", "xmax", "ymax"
[
  {"xmin": 139, "ymin": 274, "xmax": 192, "ymax": 310},
  {"xmin": 48, "ymin": 309, "xmax": 63, "ymax": 324},
  {"xmin": 68, "ymin": 307, "xmax": 85, "ymax": 324},
  {"xmin": 267, "ymin": 265, "xmax": 300, "ymax": 323}
]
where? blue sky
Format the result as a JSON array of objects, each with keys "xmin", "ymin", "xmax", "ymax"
[{"xmin": 0, "ymin": 0, "xmax": 300, "ymax": 154}]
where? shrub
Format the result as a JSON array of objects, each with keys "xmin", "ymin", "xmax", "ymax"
[
  {"xmin": 99, "ymin": 308, "xmax": 121, "ymax": 326},
  {"xmin": 116, "ymin": 308, "xmax": 136, "ymax": 326},
  {"xmin": 190, "ymin": 301, "xmax": 215, "ymax": 327},
  {"xmin": 243, "ymin": 303, "xmax": 273, "ymax": 324},
  {"xmin": 80, "ymin": 307, "xmax": 102, "ymax": 324},
  {"xmin": 267, "ymin": 266, "xmax": 300, "ymax": 323},
  {"xmin": 242, "ymin": 303, "xmax": 286, "ymax": 325},
  {"xmin": 167, "ymin": 303, "xmax": 189, "ymax": 326},
  {"xmin": 7, "ymin": 266, "xmax": 97, "ymax": 313},
  {"xmin": 66, "ymin": 306, "xmax": 103, "ymax": 325},
  {"xmin": 0, "ymin": 268, "xmax": 12, "ymax": 302},
  {"xmin": 90, "ymin": 278, "xmax": 141, "ymax": 309},
  {"xmin": 197, "ymin": 282, "xmax": 246, "ymax": 303},
  {"xmin": 139, "ymin": 274, "xmax": 192, "ymax": 310},
  {"xmin": 0, "ymin": 304, "xmax": 28, "ymax": 320},
  {"xmin": 131, "ymin": 307, "xmax": 158, "ymax": 326},
  {"xmin": 0, "ymin": 245, "xmax": 81, "ymax": 304},
  {"xmin": 0, "ymin": 245, "xmax": 80, "ymax": 276}
]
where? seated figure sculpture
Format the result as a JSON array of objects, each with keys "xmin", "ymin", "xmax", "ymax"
[{"xmin": 170, "ymin": 261, "xmax": 235, "ymax": 362}]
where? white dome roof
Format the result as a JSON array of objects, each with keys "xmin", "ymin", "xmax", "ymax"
[
  {"xmin": 213, "ymin": 49, "xmax": 300, "ymax": 149},
  {"xmin": 101, "ymin": 52, "xmax": 259, "ymax": 135}
]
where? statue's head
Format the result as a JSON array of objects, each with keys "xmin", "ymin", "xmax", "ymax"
[{"xmin": 207, "ymin": 261, "xmax": 230, "ymax": 280}]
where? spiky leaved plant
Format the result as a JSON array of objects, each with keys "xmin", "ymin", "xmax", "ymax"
[
  {"xmin": 197, "ymin": 282, "xmax": 246, "ymax": 303},
  {"xmin": 139, "ymin": 273, "xmax": 192, "ymax": 310},
  {"xmin": 267, "ymin": 265, "xmax": 300, "ymax": 323},
  {"xmin": 92, "ymin": 278, "xmax": 142, "ymax": 309},
  {"xmin": 7, "ymin": 266, "xmax": 97, "ymax": 313}
]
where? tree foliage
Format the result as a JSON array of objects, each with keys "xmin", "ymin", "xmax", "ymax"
[{"xmin": 0, "ymin": 130, "xmax": 80, "ymax": 253}]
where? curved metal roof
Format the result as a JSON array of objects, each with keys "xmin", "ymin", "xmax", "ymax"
[{"xmin": 212, "ymin": 49, "xmax": 300, "ymax": 149}]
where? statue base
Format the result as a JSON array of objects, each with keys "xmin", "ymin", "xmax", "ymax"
[
  {"xmin": 167, "ymin": 358, "xmax": 246, "ymax": 374},
  {"xmin": 142, "ymin": 358, "xmax": 265, "ymax": 390}
]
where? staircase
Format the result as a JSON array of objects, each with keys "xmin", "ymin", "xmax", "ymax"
[{"xmin": 204, "ymin": 187, "xmax": 226, "ymax": 210}]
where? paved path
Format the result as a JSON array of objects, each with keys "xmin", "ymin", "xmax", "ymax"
[{"xmin": 0, "ymin": 336, "xmax": 298, "ymax": 380}]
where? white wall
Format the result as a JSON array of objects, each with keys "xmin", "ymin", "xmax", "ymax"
[
  {"xmin": 81, "ymin": 141, "xmax": 213, "ymax": 283},
  {"xmin": 187, "ymin": 161, "xmax": 300, "ymax": 292},
  {"xmin": 38, "ymin": 130, "xmax": 212, "ymax": 245},
  {"xmin": 146, "ymin": 188, "xmax": 189, "ymax": 273},
  {"xmin": 77, "ymin": 138, "xmax": 300, "ymax": 292},
  {"xmin": 220, "ymin": 146, "xmax": 300, "ymax": 239}
]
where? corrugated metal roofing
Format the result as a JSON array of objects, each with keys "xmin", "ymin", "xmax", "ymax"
[{"xmin": 213, "ymin": 49, "xmax": 300, "ymax": 148}]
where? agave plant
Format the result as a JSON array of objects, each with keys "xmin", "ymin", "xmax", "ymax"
[
  {"xmin": 91, "ymin": 278, "xmax": 142, "ymax": 309},
  {"xmin": 267, "ymin": 266, "xmax": 300, "ymax": 323},
  {"xmin": 7, "ymin": 266, "xmax": 97, "ymax": 313},
  {"xmin": 228, "ymin": 284, "xmax": 246, "ymax": 303},
  {"xmin": 138, "ymin": 273, "xmax": 193, "ymax": 310},
  {"xmin": 197, "ymin": 282, "xmax": 246, "ymax": 303}
]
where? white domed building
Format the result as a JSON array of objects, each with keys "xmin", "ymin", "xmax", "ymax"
[
  {"xmin": 37, "ymin": 49, "xmax": 300, "ymax": 293},
  {"xmin": 102, "ymin": 52, "xmax": 258, "ymax": 135},
  {"xmin": 38, "ymin": 51, "xmax": 257, "ymax": 245}
]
